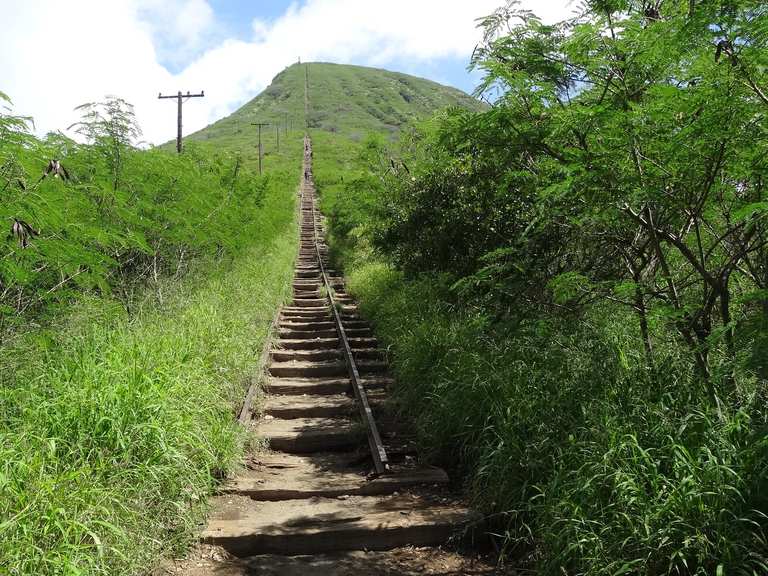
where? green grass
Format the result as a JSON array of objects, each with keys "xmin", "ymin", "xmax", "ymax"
[
  {"xmin": 0, "ymin": 91, "xmax": 304, "ymax": 572},
  {"xmin": 341, "ymin": 262, "xmax": 768, "ymax": 575},
  {"xmin": 187, "ymin": 62, "xmax": 484, "ymax": 144},
  {"xmin": 0, "ymin": 162, "xmax": 298, "ymax": 574}
]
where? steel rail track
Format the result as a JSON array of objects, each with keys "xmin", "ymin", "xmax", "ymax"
[{"xmin": 303, "ymin": 137, "xmax": 389, "ymax": 475}]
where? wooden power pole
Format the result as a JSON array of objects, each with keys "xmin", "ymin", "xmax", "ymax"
[
  {"xmin": 158, "ymin": 90, "xmax": 205, "ymax": 153},
  {"xmin": 251, "ymin": 122, "xmax": 270, "ymax": 175},
  {"xmin": 276, "ymin": 124, "xmax": 280, "ymax": 153},
  {"xmin": 304, "ymin": 64, "xmax": 309, "ymax": 129}
]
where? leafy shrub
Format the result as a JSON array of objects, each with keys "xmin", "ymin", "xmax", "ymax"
[
  {"xmin": 0, "ymin": 92, "xmax": 301, "ymax": 574},
  {"xmin": 346, "ymin": 263, "xmax": 768, "ymax": 575},
  {"xmin": 311, "ymin": 2, "xmax": 768, "ymax": 572},
  {"xmin": 0, "ymin": 95, "xmax": 267, "ymax": 325}
]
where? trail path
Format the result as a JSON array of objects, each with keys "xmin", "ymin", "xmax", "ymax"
[{"xmin": 168, "ymin": 138, "xmax": 500, "ymax": 575}]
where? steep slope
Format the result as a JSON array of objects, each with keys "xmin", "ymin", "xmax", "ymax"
[{"xmin": 187, "ymin": 62, "xmax": 483, "ymax": 145}]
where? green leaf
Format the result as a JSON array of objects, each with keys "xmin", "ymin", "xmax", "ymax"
[{"xmin": 733, "ymin": 202, "xmax": 768, "ymax": 222}]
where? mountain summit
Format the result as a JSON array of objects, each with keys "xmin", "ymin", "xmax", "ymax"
[{"xmin": 188, "ymin": 62, "xmax": 483, "ymax": 143}]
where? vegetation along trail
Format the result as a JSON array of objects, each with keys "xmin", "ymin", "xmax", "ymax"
[
  {"xmin": 0, "ymin": 96, "xmax": 302, "ymax": 573},
  {"xmin": 7, "ymin": 0, "xmax": 768, "ymax": 571},
  {"xmin": 169, "ymin": 136, "xmax": 502, "ymax": 575}
]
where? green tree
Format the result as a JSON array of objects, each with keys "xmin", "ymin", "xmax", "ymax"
[
  {"xmin": 69, "ymin": 96, "xmax": 142, "ymax": 191},
  {"xmin": 374, "ymin": 0, "xmax": 768, "ymax": 397}
]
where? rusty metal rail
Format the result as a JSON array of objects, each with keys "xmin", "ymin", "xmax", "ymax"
[{"xmin": 303, "ymin": 142, "xmax": 389, "ymax": 476}]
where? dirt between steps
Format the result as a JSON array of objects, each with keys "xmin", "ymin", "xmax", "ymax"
[{"xmin": 158, "ymin": 543, "xmax": 515, "ymax": 575}]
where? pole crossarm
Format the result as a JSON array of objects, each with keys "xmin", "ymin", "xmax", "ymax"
[{"xmin": 158, "ymin": 90, "xmax": 205, "ymax": 153}]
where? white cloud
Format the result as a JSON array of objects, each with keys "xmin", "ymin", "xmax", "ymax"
[
  {"xmin": 0, "ymin": 0, "xmax": 575, "ymax": 145},
  {"xmin": 0, "ymin": 1, "xmax": 172, "ymax": 141},
  {"xmin": 136, "ymin": 0, "xmax": 216, "ymax": 66}
]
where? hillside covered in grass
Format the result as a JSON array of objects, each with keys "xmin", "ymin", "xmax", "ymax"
[{"xmin": 188, "ymin": 61, "xmax": 484, "ymax": 146}]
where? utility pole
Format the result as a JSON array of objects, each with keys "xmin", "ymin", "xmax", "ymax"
[
  {"xmin": 276, "ymin": 124, "xmax": 280, "ymax": 153},
  {"xmin": 304, "ymin": 64, "xmax": 309, "ymax": 130},
  {"xmin": 158, "ymin": 90, "xmax": 204, "ymax": 153},
  {"xmin": 251, "ymin": 122, "xmax": 270, "ymax": 175},
  {"xmin": 284, "ymin": 112, "xmax": 289, "ymax": 135}
]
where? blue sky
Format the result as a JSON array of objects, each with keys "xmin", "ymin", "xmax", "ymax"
[
  {"xmin": 208, "ymin": 0, "xmax": 292, "ymax": 37},
  {"xmin": 153, "ymin": 0, "xmax": 299, "ymax": 73},
  {"xmin": 153, "ymin": 0, "xmax": 487, "ymax": 94},
  {"xmin": 2, "ymin": 0, "xmax": 573, "ymax": 144}
]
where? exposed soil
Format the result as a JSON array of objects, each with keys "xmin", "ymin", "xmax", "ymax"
[{"xmin": 161, "ymin": 544, "xmax": 512, "ymax": 576}]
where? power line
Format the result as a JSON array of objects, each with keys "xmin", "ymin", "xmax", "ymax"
[{"xmin": 158, "ymin": 90, "xmax": 205, "ymax": 153}]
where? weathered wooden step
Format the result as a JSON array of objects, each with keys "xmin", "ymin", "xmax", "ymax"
[
  {"xmin": 271, "ymin": 349, "xmax": 341, "ymax": 362},
  {"xmin": 258, "ymin": 417, "xmax": 358, "ymax": 453},
  {"xmin": 355, "ymin": 361, "xmax": 387, "ymax": 374},
  {"xmin": 204, "ymin": 550, "xmax": 497, "ymax": 576},
  {"xmin": 341, "ymin": 320, "xmax": 368, "ymax": 328},
  {"xmin": 352, "ymin": 348, "xmax": 387, "ymax": 361},
  {"xmin": 282, "ymin": 316, "xmax": 332, "ymax": 325},
  {"xmin": 264, "ymin": 394, "xmax": 354, "ymax": 418},
  {"xmin": 282, "ymin": 309, "xmax": 331, "ymax": 319},
  {"xmin": 224, "ymin": 452, "xmax": 449, "ymax": 501},
  {"xmin": 292, "ymin": 298, "xmax": 327, "ymax": 308},
  {"xmin": 293, "ymin": 291, "xmax": 322, "ymax": 299},
  {"xmin": 262, "ymin": 385, "xmax": 391, "ymax": 416},
  {"xmin": 348, "ymin": 337, "xmax": 378, "ymax": 348},
  {"xmin": 279, "ymin": 328, "xmax": 338, "ymax": 339},
  {"xmin": 267, "ymin": 378, "xmax": 350, "ymax": 396},
  {"xmin": 293, "ymin": 283, "xmax": 321, "ymax": 291},
  {"xmin": 278, "ymin": 338, "xmax": 339, "ymax": 350},
  {"xmin": 344, "ymin": 328, "xmax": 372, "ymax": 338},
  {"xmin": 280, "ymin": 321, "xmax": 336, "ymax": 330},
  {"xmin": 269, "ymin": 361, "xmax": 347, "ymax": 378},
  {"xmin": 202, "ymin": 493, "xmax": 479, "ymax": 556},
  {"xmin": 296, "ymin": 270, "xmax": 320, "ymax": 279},
  {"xmin": 360, "ymin": 377, "xmax": 395, "ymax": 390}
]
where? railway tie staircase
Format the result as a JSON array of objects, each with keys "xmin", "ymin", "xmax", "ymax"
[{"xmin": 198, "ymin": 137, "xmax": 479, "ymax": 572}]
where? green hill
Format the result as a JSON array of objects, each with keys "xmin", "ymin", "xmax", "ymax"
[{"xmin": 187, "ymin": 62, "xmax": 483, "ymax": 145}]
